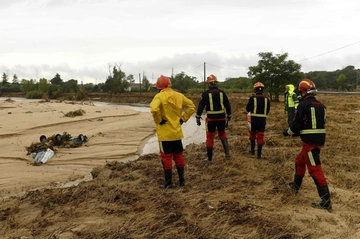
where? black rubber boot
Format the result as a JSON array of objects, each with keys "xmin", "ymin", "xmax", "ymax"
[
  {"xmin": 221, "ymin": 140, "xmax": 231, "ymax": 159},
  {"xmin": 204, "ymin": 148, "xmax": 213, "ymax": 162},
  {"xmin": 257, "ymin": 144, "xmax": 263, "ymax": 159},
  {"xmin": 249, "ymin": 140, "xmax": 255, "ymax": 155},
  {"xmin": 177, "ymin": 167, "xmax": 185, "ymax": 186},
  {"xmin": 312, "ymin": 185, "xmax": 332, "ymax": 210},
  {"xmin": 160, "ymin": 170, "xmax": 173, "ymax": 189},
  {"xmin": 285, "ymin": 175, "xmax": 303, "ymax": 194}
]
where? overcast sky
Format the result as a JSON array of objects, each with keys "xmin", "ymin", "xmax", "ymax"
[{"xmin": 1, "ymin": 0, "xmax": 359, "ymax": 84}]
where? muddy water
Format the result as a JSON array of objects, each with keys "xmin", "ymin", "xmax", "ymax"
[
  {"xmin": 0, "ymin": 98, "xmax": 206, "ymax": 159},
  {"xmin": 93, "ymin": 102, "xmax": 206, "ymax": 155}
]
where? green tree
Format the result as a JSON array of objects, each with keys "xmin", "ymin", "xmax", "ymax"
[
  {"xmin": 38, "ymin": 78, "xmax": 49, "ymax": 94},
  {"xmin": 336, "ymin": 73, "xmax": 346, "ymax": 90},
  {"xmin": 127, "ymin": 74, "xmax": 135, "ymax": 84},
  {"xmin": 62, "ymin": 79, "xmax": 79, "ymax": 93},
  {"xmin": 143, "ymin": 76, "xmax": 151, "ymax": 91},
  {"xmin": 219, "ymin": 77, "xmax": 251, "ymax": 91},
  {"xmin": 171, "ymin": 72, "xmax": 198, "ymax": 93},
  {"xmin": 2, "ymin": 72, "xmax": 9, "ymax": 86},
  {"xmin": 248, "ymin": 52, "xmax": 303, "ymax": 101},
  {"xmin": 50, "ymin": 73, "xmax": 63, "ymax": 85},
  {"xmin": 12, "ymin": 74, "xmax": 19, "ymax": 85},
  {"xmin": 20, "ymin": 79, "xmax": 37, "ymax": 92},
  {"xmin": 104, "ymin": 64, "xmax": 129, "ymax": 94}
]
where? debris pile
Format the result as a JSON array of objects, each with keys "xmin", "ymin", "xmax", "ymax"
[{"xmin": 26, "ymin": 132, "xmax": 88, "ymax": 165}]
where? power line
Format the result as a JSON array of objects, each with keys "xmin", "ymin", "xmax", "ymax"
[
  {"xmin": 206, "ymin": 62, "xmax": 247, "ymax": 71},
  {"xmin": 186, "ymin": 63, "xmax": 204, "ymax": 73},
  {"xmin": 297, "ymin": 40, "xmax": 360, "ymax": 62}
]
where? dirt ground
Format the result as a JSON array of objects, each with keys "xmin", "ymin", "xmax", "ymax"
[{"xmin": 0, "ymin": 93, "xmax": 360, "ymax": 239}]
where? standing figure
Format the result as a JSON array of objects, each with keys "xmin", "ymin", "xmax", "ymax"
[
  {"xmin": 283, "ymin": 79, "xmax": 331, "ymax": 210},
  {"xmin": 246, "ymin": 82, "xmax": 270, "ymax": 159},
  {"xmin": 150, "ymin": 75, "xmax": 195, "ymax": 189},
  {"xmin": 195, "ymin": 74, "xmax": 232, "ymax": 162},
  {"xmin": 284, "ymin": 84, "xmax": 299, "ymax": 127}
]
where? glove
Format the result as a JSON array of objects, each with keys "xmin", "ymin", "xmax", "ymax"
[
  {"xmin": 282, "ymin": 129, "xmax": 289, "ymax": 136},
  {"xmin": 225, "ymin": 116, "xmax": 231, "ymax": 128},
  {"xmin": 196, "ymin": 117, "xmax": 201, "ymax": 126},
  {"xmin": 180, "ymin": 119, "xmax": 184, "ymax": 125},
  {"xmin": 159, "ymin": 119, "xmax": 167, "ymax": 125}
]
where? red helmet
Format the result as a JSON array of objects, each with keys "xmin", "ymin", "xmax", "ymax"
[
  {"xmin": 253, "ymin": 82, "xmax": 264, "ymax": 92},
  {"xmin": 156, "ymin": 75, "xmax": 172, "ymax": 89},
  {"xmin": 207, "ymin": 74, "xmax": 217, "ymax": 84},
  {"xmin": 298, "ymin": 79, "xmax": 317, "ymax": 95}
]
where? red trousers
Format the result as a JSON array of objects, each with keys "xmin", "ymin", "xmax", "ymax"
[
  {"xmin": 249, "ymin": 130, "xmax": 264, "ymax": 144},
  {"xmin": 205, "ymin": 118, "xmax": 227, "ymax": 148},
  {"xmin": 295, "ymin": 142, "xmax": 328, "ymax": 186}
]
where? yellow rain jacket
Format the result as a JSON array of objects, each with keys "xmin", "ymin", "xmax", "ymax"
[
  {"xmin": 284, "ymin": 84, "xmax": 299, "ymax": 110},
  {"xmin": 150, "ymin": 88, "xmax": 195, "ymax": 141}
]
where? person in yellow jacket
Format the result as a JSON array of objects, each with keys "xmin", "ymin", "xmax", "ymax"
[
  {"xmin": 150, "ymin": 75, "xmax": 195, "ymax": 189},
  {"xmin": 284, "ymin": 84, "xmax": 299, "ymax": 127}
]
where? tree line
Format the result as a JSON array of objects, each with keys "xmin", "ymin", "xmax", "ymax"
[{"xmin": 1, "ymin": 52, "xmax": 359, "ymax": 101}]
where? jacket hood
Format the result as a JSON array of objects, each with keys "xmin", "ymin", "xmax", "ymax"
[
  {"xmin": 162, "ymin": 88, "xmax": 182, "ymax": 110},
  {"xmin": 286, "ymin": 84, "xmax": 295, "ymax": 93}
]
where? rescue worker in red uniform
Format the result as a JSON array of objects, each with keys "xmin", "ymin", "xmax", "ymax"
[
  {"xmin": 195, "ymin": 74, "xmax": 232, "ymax": 162},
  {"xmin": 246, "ymin": 82, "xmax": 270, "ymax": 159},
  {"xmin": 150, "ymin": 75, "xmax": 195, "ymax": 189},
  {"xmin": 283, "ymin": 79, "xmax": 332, "ymax": 210}
]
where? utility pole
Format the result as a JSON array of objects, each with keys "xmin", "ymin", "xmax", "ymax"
[
  {"xmin": 203, "ymin": 62, "xmax": 206, "ymax": 91},
  {"xmin": 139, "ymin": 73, "xmax": 142, "ymax": 96}
]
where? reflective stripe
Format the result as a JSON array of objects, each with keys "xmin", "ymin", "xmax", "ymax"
[
  {"xmin": 207, "ymin": 110, "xmax": 225, "ymax": 114},
  {"xmin": 253, "ymin": 98, "xmax": 257, "ymax": 114},
  {"xmin": 300, "ymin": 129, "xmax": 326, "ymax": 134},
  {"xmin": 308, "ymin": 151, "xmax": 316, "ymax": 166},
  {"xmin": 207, "ymin": 92, "xmax": 225, "ymax": 114},
  {"xmin": 251, "ymin": 97, "xmax": 267, "ymax": 117},
  {"xmin": 251, "ymin": 114, "xmax": 267, "ymax": 117},
  {"xmin": 311, "ymin": 107, "xmax": 316, "ymax": 129},
  {"xmin": 209, "ymin": 93, "xmax": 213, "ymax": 111},
  {"xmin": 287, "ymin": 93, "xmax": 296, "ymax": 107},
  {"xmin": 159, "ymin": 142, "xmax": 164, "ymax": 153},
  {"xmin": 264, "ymin": 98, "xmax": 268, "ymax": 115}
]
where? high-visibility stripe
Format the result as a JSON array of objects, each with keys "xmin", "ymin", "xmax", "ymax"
[
  {"xmin": 287, "ymin": 92, "xmax": 297, "ymax": 107},
  {"xmin": 207, "ymin": 92, "xmax": 225, "ymax": 114},
  {"xmin": 207, "ymin": 110, "xmax": 225, "ymax": 114},
  {"xmin": 264, "ymin": 98, "xmax": 268, "ymax": 114},
  {"xmin": 310, "ymin": 107, "xmax": 316, "ymax": 129},
  {"xmin": 300, "ymin": 129, "xmax": 326, "ymax": 134},
  {"xmin": 253, "ymin": 98, "xmax": 257, "ymax": 114},
  {"xmin": 251, "ymin": 114, "xmax": 267, "ymax": 117},
  {"xmin": 209, "ymin": 93, "xmax": 213, "ymax": 111},
  {"xmin": 159, "ymin": 142, "xmax": 164, "ymax": 153},
  {"xmin": 251, "ymin": 97, "xmax": 267, "ymax": 117},
  {"xmin": 308, "ymin": 151, "xmax": 316, "ymax": 166}
]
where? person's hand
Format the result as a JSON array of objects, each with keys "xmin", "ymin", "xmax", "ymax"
[
  {"xmin": 225, "ymin": 116, "xmax": 231, "ymax": 128},
  {"xmin": 159, "ymin": 119, "xmax": 167, "ymax": 125},
  {"xmin": 282, "ymin": 129, "xmax": 289, "ymax": 136},
  {"xmin": 196, "ymin": 117, "xmax": 201, "ymax": 126},
  {"xmin": 180, "ymin": 119, "xmax": 184, "ymax": 125}
]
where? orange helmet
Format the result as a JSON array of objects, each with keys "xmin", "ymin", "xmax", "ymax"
[
  {"xmin": 253, "ymin": 82, "xmax": 264, "ymax": 92},
  {"xmin": 156, "ymin": 75, "xmax": 172, "ymax": 89},
  {"xmin": 298, "ymin": 79, "xmax": 317, "ymax": 95},
  {"xmin": 207, "ymin": 74, "xmax": 217, "ymax": 84}
]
